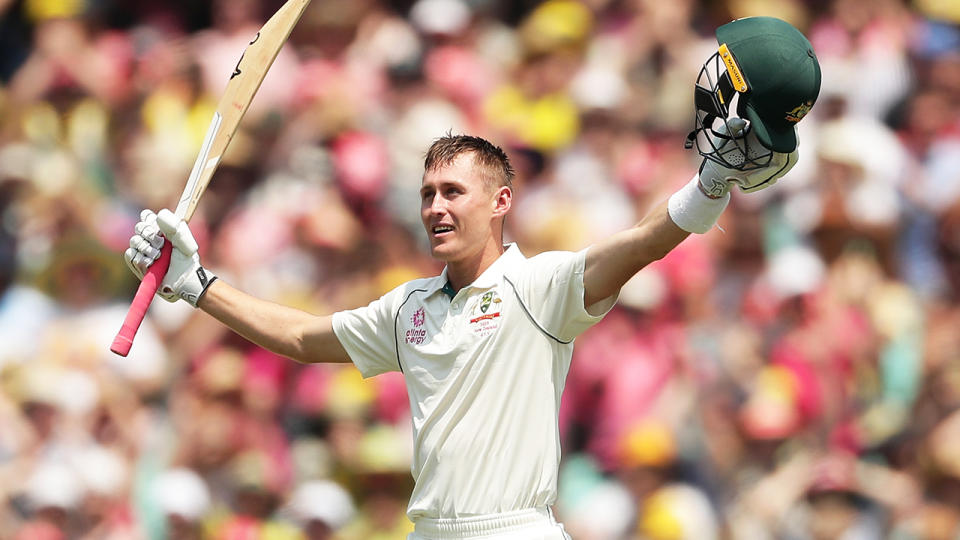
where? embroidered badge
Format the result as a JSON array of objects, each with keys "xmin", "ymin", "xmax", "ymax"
[
  {"xmin": 786, "ymin": 101, "xmax": 813, "ymax": 123},
  {"xmin": 479, "ymin": 292, "xmax": 495, "ymax": 313},
  {"xmin": 469, "ymin": 291, "xmax": 503, "ymax": 337}
]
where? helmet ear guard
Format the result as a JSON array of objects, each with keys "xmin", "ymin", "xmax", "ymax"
[{"xmin": 685, "ymin": 48, "xmax": 775, "ymax": 172}]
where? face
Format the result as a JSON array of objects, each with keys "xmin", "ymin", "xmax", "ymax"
[{"xmin": 420, "ymin": 153, "xmax": 509, "ymax": 264}]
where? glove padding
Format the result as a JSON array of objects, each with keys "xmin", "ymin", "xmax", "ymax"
[
  {"xmin": 697, "ymin": 119, "xmax": 799, "ymax": 199},
  {"xmin": 125, "ymin": 210, "xmax": 164, "ymax": 279},
  {"xmin": 123, "ymin": 209, "xmax": 216, "ymax": 307}
]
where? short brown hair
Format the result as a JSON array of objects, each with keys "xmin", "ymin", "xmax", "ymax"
[{"xmin": 424, "ymin": 134, "xmax": 515, "ymax": 189}]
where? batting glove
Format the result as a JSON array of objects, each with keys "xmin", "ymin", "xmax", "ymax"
[
  {"xmin": 697, "ymin": 118, "xmax": 799, "ymax": 199},
  {"xmin": 124, "ymin": 209, "xmax": 217, "ymax": 307}
]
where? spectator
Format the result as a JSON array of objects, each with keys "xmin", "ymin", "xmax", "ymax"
[{"xmin": 0, "ymin": 0, "xmax": 958, "ymax": 537}]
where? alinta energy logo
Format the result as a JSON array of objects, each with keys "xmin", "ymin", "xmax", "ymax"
[{"xmin": 406, "ymin": 307, "xmax": 427, "ymax": 345}]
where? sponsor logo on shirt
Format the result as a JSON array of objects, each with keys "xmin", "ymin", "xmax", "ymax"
[
  {"xmin": 406, "ymin": 307, "xmax": 427, "ymax": 345},
  {"xmin": 412, "ymin": 307, "xmax": 425, "ymax": 327}
]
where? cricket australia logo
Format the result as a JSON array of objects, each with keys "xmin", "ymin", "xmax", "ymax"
[
  {"xmin": 469, "ymin": 290, "xmax": 503, "ymax": 337},
  {"xmin": 786, "ymin": 101, "xmax": 813, "ymax": 123},
  {"xmin": 405, "ymin": 307, "xmax": 426, "ymax": 345}
]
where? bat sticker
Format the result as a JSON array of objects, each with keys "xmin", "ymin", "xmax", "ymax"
[{"xmin": 230, "ymin": 32, "xmax": 262, "ymax": 80}]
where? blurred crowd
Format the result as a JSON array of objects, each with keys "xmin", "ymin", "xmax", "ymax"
[{"xmin": 1, "ymin": 0, "xmax": 960, "ymax": 538}]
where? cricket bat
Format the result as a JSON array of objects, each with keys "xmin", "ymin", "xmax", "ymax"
[{"xmin": 111, "ymin": 0, "xmax": 312, "ymax": 356}]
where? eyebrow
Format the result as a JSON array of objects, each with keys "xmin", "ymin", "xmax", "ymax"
[{"xmin": 420, "ymin": 179, "xmax": 465, "ymax": 196}]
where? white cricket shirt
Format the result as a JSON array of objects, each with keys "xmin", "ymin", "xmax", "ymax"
[{"xmin": 332, "ymin": 244, "xmax": 616, "ymax": 521}]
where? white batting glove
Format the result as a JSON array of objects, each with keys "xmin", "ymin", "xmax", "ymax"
[
  {"xmin": 125, "ymin": 210, "xmax": 164, "ymax": 280},
  {"xmin": 123, "ymin": 209, "xmax": 217, "ymax": 307},
  {"xmin": 697, "ymin": 119, "xmax": 799, "ymax": 199}
]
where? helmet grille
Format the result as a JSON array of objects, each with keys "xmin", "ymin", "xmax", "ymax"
[{"xmin": 685, "ymin": 51, "xmax": 774, "ymax": 171}]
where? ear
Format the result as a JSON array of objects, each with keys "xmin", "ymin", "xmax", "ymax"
[{"xmin": 491, "ymin": 186, "xmax": 512, "ymax": 218}]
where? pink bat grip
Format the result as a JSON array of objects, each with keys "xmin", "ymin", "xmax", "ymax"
[{"xmin": 110, "ymin": 241, "xmax": 173, "ymax": 356}]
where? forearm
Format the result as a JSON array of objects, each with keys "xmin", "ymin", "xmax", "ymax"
[
  {"xmin": 583, "ymin": 201, "xmax": 690, "ymax": 307},
  {"xmin": 583, "ymin": 171, "xmax": 733, "ymax": 307},
  {"xmin": 198, "ymin": 280, "xmax": 349, "ymax": 364}
]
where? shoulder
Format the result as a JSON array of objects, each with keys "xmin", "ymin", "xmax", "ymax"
[
  {"xmin": 400, "ymin": 275, "xmax": 441, "ymax": 293},
  {"xmin": 380, "ymin": 275, "xmax": 441, "ymax": 305},
  {"xmin": 525, "ymin": 250, "xmax": 580, "ymax": 265},
  {"xmin": 337, "ymin": 275, "xmax": 440, "ymax": 322},
  {"xmin": 519, "ymin": 249, "xmax": 583, "ymax": 273},
  {"xmin": 503, "ymin": 249, "xmax": 585, "ymax": 288}
]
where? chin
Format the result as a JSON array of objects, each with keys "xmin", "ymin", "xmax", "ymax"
[
  {"xmin": 429, "ymin": 241, "xmax": 462, "ymax": 262},
  {"xmin": 430, "ymin": 245, "xmax": 454, "ymax": 261}
]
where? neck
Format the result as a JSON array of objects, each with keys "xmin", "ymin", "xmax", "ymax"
[{"xmin": 446, "ymin": 242, "xmax": 506, "ymax": 291}]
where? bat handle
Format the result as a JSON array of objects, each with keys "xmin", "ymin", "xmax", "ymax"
[{"xmin": 110, "ymin": 242, "xmax": 173, "ymax": 356}]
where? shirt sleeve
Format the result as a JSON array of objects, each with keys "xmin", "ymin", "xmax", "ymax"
[
  {"xmin": 332, "ymin": 289, "xmax": 402, "ymax": 378},
  {"xmin": 511, "ymin": 248, "xmax": 618, "ymax": 343}
]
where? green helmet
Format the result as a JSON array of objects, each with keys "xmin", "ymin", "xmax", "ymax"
[{"xmin": 686, "ymin": 17, "xmax": 821, "ymax": 170}]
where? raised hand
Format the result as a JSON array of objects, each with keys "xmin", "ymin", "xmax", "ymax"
[{"xmin": 123, "ymin": 209, "xmax": 216, "ymax": 306}]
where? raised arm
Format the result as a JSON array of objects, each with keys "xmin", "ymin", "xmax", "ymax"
[
  {"xmin": 124, "ymin": 209, "xmax": 350, "ymax": 364},
  {"xmin": 199, "ymin": 280, "xmax": 350, "ymax": 364},
  {"xmin": 583, "ymin": 133, "xmax": 799, "ymax": 312},
  {"xmin": 583, "ymin": 201, "xmax": 689, "ymax": 310}
]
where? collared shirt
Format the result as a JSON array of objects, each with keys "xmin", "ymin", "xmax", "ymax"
[{"xmin": 332, "ymin": 244, "xmax": 616, "ymax": 521}]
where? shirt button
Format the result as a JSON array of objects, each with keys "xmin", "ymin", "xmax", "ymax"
[{"xmin": 452, "ymin": 302, "xmax": 460, "ymax": 310}]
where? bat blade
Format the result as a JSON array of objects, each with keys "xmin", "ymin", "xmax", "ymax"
[
  {"xmin": 178, "ymin": 0, "xmax": 311, "ymax": 221},
  {"xmin": 111, "ymin": 0, "xmax": 312, "ymax": 357}
]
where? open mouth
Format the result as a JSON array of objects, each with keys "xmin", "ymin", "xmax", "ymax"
[{"xmin": 432, "ymin": 225, "xmax": 454, "ymax": 236}]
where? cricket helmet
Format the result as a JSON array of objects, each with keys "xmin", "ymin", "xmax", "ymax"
[{"xmin": 686, "ymin": 17, "xmax": 821, "ymax": 170}]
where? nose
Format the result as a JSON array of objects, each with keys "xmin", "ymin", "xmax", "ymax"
[{"xmin": 429, "ymin": 193, "xmax": 447, "ymax": 215}]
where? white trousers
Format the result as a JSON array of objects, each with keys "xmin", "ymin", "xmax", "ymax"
[{"xmin": 408, "ymin": 507, "xmax": 571, "ymax": 540}]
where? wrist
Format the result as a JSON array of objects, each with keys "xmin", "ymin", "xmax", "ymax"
[
  {"xmin": 179, "ymin": 266, "xmax": 218, "ymax": 307},
  {"xmin": 668, "ymin": 174, "xmax": 730, "ymax": 234},
  {"xmin": 160, "ymin": 259, "xmax": 217, "ymax": 307},
  {"xmin": 195, "ymin": 275, "xmax": 220, "ymax": 309}
]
